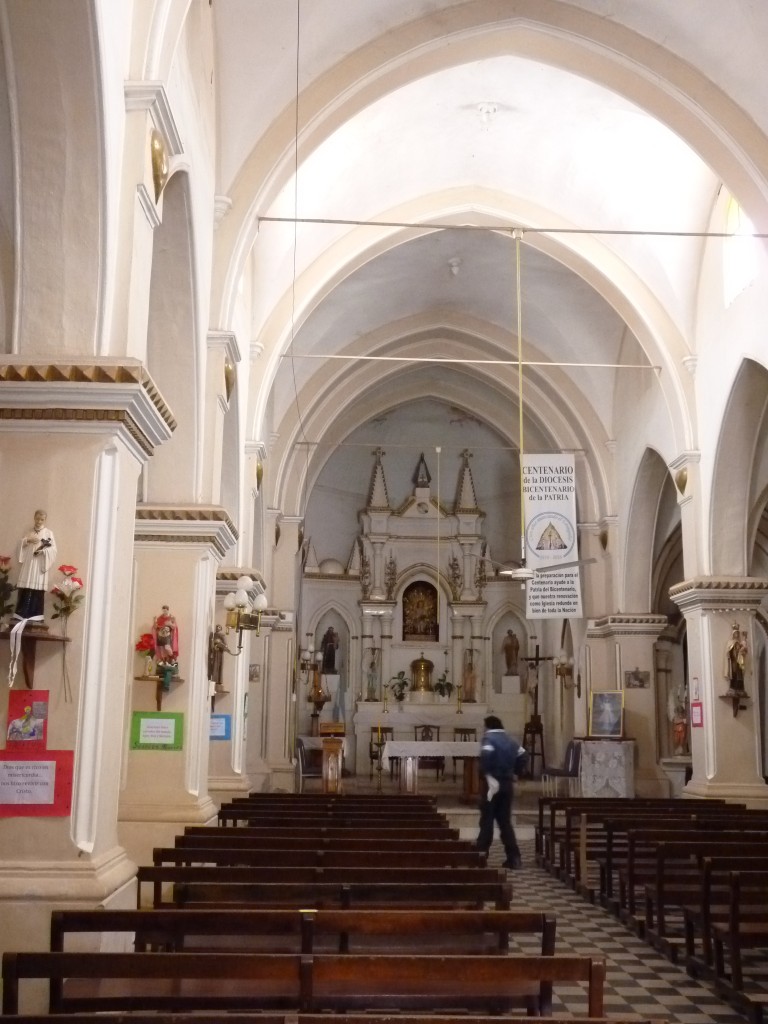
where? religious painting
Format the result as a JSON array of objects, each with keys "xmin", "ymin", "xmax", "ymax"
[
  {"xmin": 588, "ymin": 689, "xmax": 624, "ymax": 738},
  {"xmin": 402, "ymin": 581, "xmax": 438, "ymax": 642}
]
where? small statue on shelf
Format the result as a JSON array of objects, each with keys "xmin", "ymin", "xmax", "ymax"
[
  {"xmin": 154, "ymin": 605, "xmax": 179, "ymax": 692},
  {"xmin": 14, "ymin": 509, "xmax": 57, "ymax": 622},
  {"xmin": 208, "ymin": 624, "xmax": 235, "ymax": 692}
]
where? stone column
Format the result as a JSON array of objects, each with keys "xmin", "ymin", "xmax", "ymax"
[
  {"xmin": 380, "ymin": 610, "xmax": 394, "ymax": 699},
  {"xmin": 670, "ymin": 577, "xmax": 768, "ymax": 806},
  {"xmin": 370, "ymin": 539, "xmax": 386, "ymax": 599},
  {"xmin": 585, "ymin": 613, "xmax": 669, "ymax": 796},
  {"xmin": 0, "ymin": 367, "xmax": 172, "ymax": 956},
  {"xmin": 120, "ymin": 507, "xmax": 237, "ymax": 868}
]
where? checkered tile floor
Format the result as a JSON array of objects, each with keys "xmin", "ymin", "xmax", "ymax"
[{"xmin": 485, "ymin": 826, "xmax": 748, "ymax": 1024}]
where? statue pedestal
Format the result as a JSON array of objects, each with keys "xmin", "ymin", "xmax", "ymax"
[{"xmin": 501, "ymin": 675, "xmax": 522, "ymax": 695}]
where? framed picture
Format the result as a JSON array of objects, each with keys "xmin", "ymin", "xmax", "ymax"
[
  {"xmin": 588, "ymin": 690, "xmax": 624, "ymax": 738},
  {"xmin": 624, "ymin": 668, "xmax": 650, "ymax": 688}
]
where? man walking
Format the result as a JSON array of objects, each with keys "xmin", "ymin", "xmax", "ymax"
[{"xmin": 476, "ymin": 714, "xmax": 528, "ymax": 869}]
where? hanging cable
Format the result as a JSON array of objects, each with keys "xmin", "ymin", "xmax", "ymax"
[
  {"xmin": 435, "ymin": 445, "xmax": 441, "ymax": 628},
  {"xmin": 514, "ymin": 230, "xmax": 526, "ymax": 566}
]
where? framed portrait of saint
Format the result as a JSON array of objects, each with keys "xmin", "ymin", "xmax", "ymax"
[{"xmin": 588, "ymin": 689, "xmax": 624, "ymax": 738}]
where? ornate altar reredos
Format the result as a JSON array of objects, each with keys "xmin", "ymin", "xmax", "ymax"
[{"xmin": 300, "ymin": 449, "xmax": 530, "ymax": 765}]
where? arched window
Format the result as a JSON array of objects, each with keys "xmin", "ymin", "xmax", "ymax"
[{"xmin": 723, "ymin": 194, "xmax": 759, "ymax": 306}]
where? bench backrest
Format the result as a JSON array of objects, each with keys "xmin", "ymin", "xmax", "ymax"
[
  {"xmin": 1, "ymin": 952, "xmax": 603, "ymax": 1017},
  {"xmin": 172, "ymin": 880, "xmax": 513, "ymax": 910}
]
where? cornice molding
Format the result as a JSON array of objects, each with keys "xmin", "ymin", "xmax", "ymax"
[
  {"xmin": 124, "ymin": 82, "xmax": 183, "ymax": 155},
  {"xmin": 0, "ymin": 361, "xmax": 175, "ymax": 456},
  {"xmin": 669, "ymin": 576, "xmax": 768, "ymax": 613},
  {"xmin": 588, "ymin": 613, "xmax": 668, "ymax": 639},
  {"xmin": 135, "ymin": 506, "xmax": 238, "ymax": 557},
  {"xmin": 207, "ymin": 330, "xmax": 242, "ymax": 365}
]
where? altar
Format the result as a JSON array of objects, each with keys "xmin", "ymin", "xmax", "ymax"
[
  {"xmin": 382, "ymin": 739, "xmax": 480, "ymax": 795},
  {"xmin": 353, "ymin": 700, "xmax": 487, "ymax": 776},
  {"xmin": 579, "ymin": 738, "xmax": 635, "ymax": 797}
]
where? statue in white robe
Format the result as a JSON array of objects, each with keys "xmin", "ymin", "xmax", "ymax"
[{"xmin": 15, "ymin": 509, "xmax": 57, "ymax": 620}]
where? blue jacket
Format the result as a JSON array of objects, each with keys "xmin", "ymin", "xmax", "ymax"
[{"xmin": 479, "ymin": 728, "xmax": 528, "ymax": 783}]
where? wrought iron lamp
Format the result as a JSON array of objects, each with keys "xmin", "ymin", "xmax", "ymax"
[{"xmin": 223, "ymin": 575, "xmax": 269, "ymax": 652}]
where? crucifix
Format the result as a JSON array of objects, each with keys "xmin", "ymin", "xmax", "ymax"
[{"xmin": 520, "ymin": 642, "xmax": 554, "ymax": 779}]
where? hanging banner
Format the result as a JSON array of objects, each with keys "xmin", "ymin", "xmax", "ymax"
[{"xmin": 522, "ymin": 454, "xmax": 583, "ymax": 619}]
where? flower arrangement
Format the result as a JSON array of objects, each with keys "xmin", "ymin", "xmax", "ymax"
[
  {"xmin": 433, "ymin": 671, "xmax": 454, "ymax": 698},
  {"xmin": 50, "ymin": 565, "xmax": 85, "ymax": 623},
  {"xmin": 135, "ymin": 632, "xmax": 156, "ymax": 676},
  {"xmin": 135, "ymin": 632, "xmax": 156, "ymax": 657},
  {"xmin": 387, "ymin": 670, "xmax": 409, "ymax": 702},
  {"xmin": 0, "ymin": 555, "xmax": 15, "ymax": 620},
  {"xmin": 50, "ymin": 564, "xmax": 84, "ymax": 703}
]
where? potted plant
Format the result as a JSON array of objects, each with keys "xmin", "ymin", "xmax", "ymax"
[
  {"xmin": 388, "ymin": 670, "xmax": 409, "ymax": 703},
  {"xmin": 433, "ymin": 671, "xmax": 454, "ymax": 700}
]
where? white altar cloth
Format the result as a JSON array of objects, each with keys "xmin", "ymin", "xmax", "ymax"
[{"xmin": 381, "ymin": 740, "xmax": 480, "ymax": 769}]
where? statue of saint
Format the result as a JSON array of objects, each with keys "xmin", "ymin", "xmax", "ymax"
[
  {"xmin": 14, "ymin": 509, "xmax": 57, "ymax": 620},
  {"xmin": 321, "ymin": 626, "xmax": 339, "ymax": 673},
  {"xmin": 208, "ymin": 624, "xmax": 234, "ymax": 691},
  {"xmin": 725, "ymin": 622, "xmax": 748, "ymax": 693},
  {"xmin": 502, "ymin": 629, "xmax": 519, "ymax": 675},
  {"xmin": 154, "ymin": 605, "xmax": 178, "ymax": 665}
]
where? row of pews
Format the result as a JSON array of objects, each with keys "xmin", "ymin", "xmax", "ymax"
[
  {"xmin": 0, "ymin": 791, "xmax": 662, "ymax": 1024},
  {"xmin": 535, "ymin": 794, "xmax": 768, "ymax": 1024}
]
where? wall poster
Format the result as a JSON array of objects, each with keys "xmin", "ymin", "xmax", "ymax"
[
  {"xmin": 521, "ymin": 454, "xmax": 582, "ymax": 619},
  {"xmin": 0, "ymin": 749, "xmax": 74, "ymax": 817},
  {"xmin": 130, "ymin": 712, "xmax": 184, "ymax": 750}
]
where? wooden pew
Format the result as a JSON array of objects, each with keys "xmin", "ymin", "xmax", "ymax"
[
  {"xmin": 154, "ymin": 845, "xmax": 485, "ymax": 868},
  {"xmin": 642, "ymin": 844, "xmax": 768, "ymax": 957},
  {"xmin": 137, "ymin": 865, "xmax": 505, "ymax": 907},
  {"xmin": 684, "ymin": 857, "xmax": 768, "ymax": 975},
  {"xmin": 566, "ymin": 807, "xmax": 757, "ymax": 897},
  {"xmin": 710, "ymin": 870, "xmax": 768, "ymax": 1005},
  {"xmin": 181, "ymin": 828, "xmax": 473, "ymax": 852},
  {"xmin": 225, "ymin": 799, "xmax": 439, "ymax": 818},
  {"xmin": 591, "ymin": 819, "xmax": 768, "ymax": 907},
  {"xmin": 534, "ymin": 796, "xmax": 734, "ymax": 874},
  {"xmin": 50, "ymin": 906, "xmax": 555, "ymax": 956},
  {"xmin": 1, "ymin": 951, "xmax": 606, "ymax": 1016},
  {"xmin": 214, "ymin": 817, "xmax": 456, "ymax": 836},
  {"xmin": 0, "ymin": 1016, "xmax": 668, "ymax": 1024},
  {"xmin": 172, "ymin": 879, "xmax": 513, "ymax": 910}
]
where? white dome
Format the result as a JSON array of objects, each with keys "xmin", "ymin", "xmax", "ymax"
[{"xmin": 319, "ymin": 558, "xmax": 345, "ymax": 575}]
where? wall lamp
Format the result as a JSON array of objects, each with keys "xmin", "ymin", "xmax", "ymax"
[
  {"xmin": 554, "ymin": 653, "xmax": 580, "ymax": 698},
  {"xmin": 223, "ymin": 575, "xmax": 269, "ymax": 652}
]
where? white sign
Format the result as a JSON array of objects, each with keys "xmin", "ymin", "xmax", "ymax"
[
  {"xmin": 139, "ymin": 717, "xmax": 177, "ymax": 746},
  {"xmin": 522, "ymin": 454, "xmax": 582, "ymax": 619},
  {"xmin": 0, "ymin": 760, "xmax": 56, "ymax": 804}
]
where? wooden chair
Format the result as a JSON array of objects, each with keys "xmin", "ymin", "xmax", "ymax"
[
  {"xmin": 452, "ymin": 726, "xmax": 477, "ymax": 781},
  {"xmin": 414, "ymin": 724, "xmax": 444, "ymax": 780},
  {"xmin": 369, "ymin": 726, "xmax": 398, "ymax": 779},
  {"xmin": 296, "ymin": 738, "xmax": 323, "ymax": 792}
]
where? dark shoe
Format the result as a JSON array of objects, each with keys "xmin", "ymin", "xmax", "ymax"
[{"xmin": 502, "ymin": 857, "xmax": 522, "ymax": 870}]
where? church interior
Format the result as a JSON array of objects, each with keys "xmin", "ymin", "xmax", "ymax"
[{"xmin": 1, "ymin": 1, "xmax": 768, "ymax": 1019}]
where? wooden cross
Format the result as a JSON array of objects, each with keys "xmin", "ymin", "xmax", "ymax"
[{"xmin": 521, "ymin": 643, "xmax": 554, "ymax": 726}]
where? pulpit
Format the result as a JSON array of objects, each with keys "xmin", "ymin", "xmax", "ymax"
[{"xmin": 321, "ymin": 736, "xmax": 344, "ymax": 793}]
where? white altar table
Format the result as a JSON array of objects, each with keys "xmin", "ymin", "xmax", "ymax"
[{"xmin": 382, "ymin": 740, "xmax": 480, "ymax": 793}]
